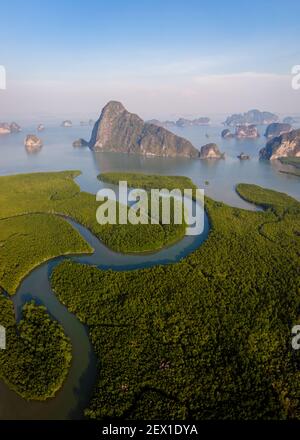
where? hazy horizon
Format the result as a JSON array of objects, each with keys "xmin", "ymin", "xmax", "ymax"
[{"xmin": 1, "ymin": 0, "xmax": 300, "ymax": 121}]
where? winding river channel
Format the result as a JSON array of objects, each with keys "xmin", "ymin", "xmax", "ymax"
[{"xmin": 0, "ymin": 196, "xmax": 209, "ymax": 420}]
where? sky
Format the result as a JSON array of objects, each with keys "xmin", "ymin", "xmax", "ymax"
[{"xmin": 0, "ymin": 0, "xmax": 300, "ymax": 121}]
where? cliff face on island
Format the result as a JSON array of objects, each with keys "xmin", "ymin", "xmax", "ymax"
[
  {"xmin": 259, "ymin": 128, "xmax": 300, "ymax": 160},
  {"xmin": 264, "ymin": 123, "xmax": 291, "ymax": 139},
  {"xmin": 89, "ymin": 101, "xmax": 200, "ymax": 158}
]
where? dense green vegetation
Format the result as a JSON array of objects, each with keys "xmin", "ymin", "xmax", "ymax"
[
  {"xmin": 99, "ymin": 172, "xmax": 198, "ymax": 194},
  {"xmin": 0, "ymin": 171, "xmax": 189, "ymax": 286},
  {"xmin": 0, "ymin": 170, "xmax": 192, "ymax": 402},
  {"xmin": 0, "ymin": 213, "xmax": 92, "ymax": 294},
  {"xmin": 52, "ymin": 181, "xmax": 300, "ymax": 420},
  {"xmin": 99, "ymin": 171, "xmax": 199, "ymax": 251},
  {"xmin": 0, "ymin": 296, "xmax": 71, "ymax": 400}
]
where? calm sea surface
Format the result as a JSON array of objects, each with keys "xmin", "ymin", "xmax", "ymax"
[{"xmin": 0, "ymin": 122, "xmax": 299, "ymax": 208}]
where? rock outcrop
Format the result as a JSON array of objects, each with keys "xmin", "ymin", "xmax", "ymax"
[
  {"xmin": 221, "ymin": 128, "xmax": 234, "ymax": 139},
  {"xmin": 24, "ymin": 134, "xmax": 43, "ymax": 152},
  {"xmin": 176, "ymin": 117, "xmax": 210, "ymax": 127},
  {"xmin": 0, "ymin": 122, "xmax": 21, "ymax": 134},
  {"xmin": 224, "ymin": 109, "xmax": 278, "ymax": 126},
  {"xmin": 88, "ymin": 101, "xmax": 200, "ymax": 158},
  {"xmin": 10, "ymin": 122, "xmax": 21, "ymax": 133},
  {"xmin": 283, "ymin": 116, "xmax": 297, "ymax": 124},
  {"xmin": 221, "ymin": 125, "xmax": 259, "ymax": 139},
  {"xmin": 61, "ymin": 120, "xmax": 72, "ymax": 127},
  {"xmin": 73, "ymin": 138, "xmax": 89, "ymax": 147},
  {"xmin": 0, "ymin": 123, "xmax": 11, "ymax": 134},
  {"xmin": 149, "ymin": 117, "xmax": 210, "ymax": 128},
  {"xmin": 199, "ymin": 143, "xmax": 224, "ymax": 159},
  {"xmin": 259, "ymin": 128, "xmax": 300, "ymax": 160},
  {"xmin": 235, "ymin": 125, "xmax": 259, "ymax": 139},
  {"xmin": 264, "ymin": 122, "xmax": 291, "ymax": 139}
]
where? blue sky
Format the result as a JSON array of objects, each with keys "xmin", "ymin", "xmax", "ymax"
[{"xmin": 1, "ymin": 0, "xmax": 300, "ymax": 119}]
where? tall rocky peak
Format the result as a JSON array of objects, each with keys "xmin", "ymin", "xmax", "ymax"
[{"xmin": 89, "ymin": 101, "xmax": 199, "ymax": 158}]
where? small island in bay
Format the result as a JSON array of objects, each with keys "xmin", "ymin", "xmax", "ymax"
[
  {"xmin": 199, "ymin": 143, "xmax": 225, "ymax": 159},
  {"xmin": 221, "ymin": 125, "xmax": 259, "ymax": 139},
  {"xmin": 61, "ymin": 120, "xmax": 72, "ymax": 128},
  {"xmin": 0, "ymin": 123, "xmax": 11, "ymax": 134},
  {"xmin": 221, "ymin": 128, "xmax": 234, "ymax": 139},
  {"xmin": 37, "ymin": 124, "xmax": 45, "ymax": 132},
  {"xmin": 176, "ymin": 117, "xmax": 210, "ymax": 127},
  {"xmin": 235, "ymin": 125, "xmax": 259, "ymax": 138},
  {"xmin": 283, "ymin": 116, "xmax": 297, "ymax": 124},
  {"xmin": 148, "ymin": 116, "xmax": 210, "ymax": 128},
  {"xmin": 72, "ymin": 138, "xmax": 89, "ymax": 147},
  {"xmin": 10, "ymin": 122, "xmax": 22, "ymax": 133},
  {"xmin": 264, "ymin": 122, "xmax": 292, "ymax": 139},
  {"xmin": 24, "ymin": 134, "xmax": 43, "ymax": 152},
  {"xmin": 0, "ymin": 122, "xmax": 22, "ymax": 134}
]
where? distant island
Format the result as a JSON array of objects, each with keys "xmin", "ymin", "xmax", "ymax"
[
  {"xmin": 61, "ymin": 120, "xmax": 72, "ymax": 128},
  {"xmin": 80, "ymin": 120, "xmax": 94, "ymax": 127},
  {"xmin": 73, "ymin": 138, "xmax": 89, "ymax": 148},
  {"xmin": 0, "ymin": 122, "xmax": 21, "ymax": 134},
  {"xmin": 24, "ymin": 134, "xmax": 43, "ymax": 153},
  {"xmin": 224, "ymin": 109, "xmax": 278, "ymax": 126},
  {"xmin": 264, "ymin": 122, "xmax": 291, "ymax": 139},
  {"xmin": 222, "ymin": 124, "xmax": 259, "ymax": 139},
  {"xmin": 148, "ymin": 116, "xmax": 210, "ymax": 128},
  {"xmin": 87, "ymin": 101, "xmax": 200, "ymax": 158},
  {"xmin": 283, "ymin": 116, "xmax": 298, "ymax": 124},
  {"xmin": 259, "ymin": 128, "xmax": 300, "ymax": 160}
]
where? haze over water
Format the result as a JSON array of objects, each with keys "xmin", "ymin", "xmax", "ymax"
[{"xmin": 0, "ymin": 122, "xmax": 299, "ymax": 210}]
